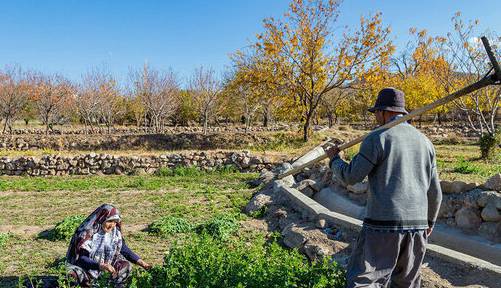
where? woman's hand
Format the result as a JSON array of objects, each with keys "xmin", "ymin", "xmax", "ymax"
[
  {"xmin": 99, "ymin": 263, "xmax": 117, "ymax": 276},
  {"xmin": 137, "ymin": 259, "xmax": 152, "ymax": 270}
]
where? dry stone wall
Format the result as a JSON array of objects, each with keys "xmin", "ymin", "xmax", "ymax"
[
  {"xmin": 0, "ymin": 151, "xmax": 275, "ymax": 176},
  {"xmin": 0, "ymin": 132, "xmax": 289, "ymax": 151},
  {"xmin": 5, "ymin": 124, "xmax": 295, "ymax": 135}
]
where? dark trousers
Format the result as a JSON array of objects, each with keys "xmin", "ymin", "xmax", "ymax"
[{"xmin": 346, "ymin": 228, "xmax": 427, "ymax": 288}]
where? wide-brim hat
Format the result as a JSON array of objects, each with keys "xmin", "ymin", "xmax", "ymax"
[{"xmin": 368, "ymin": 87, "xmax": 408, "ymax": 114}]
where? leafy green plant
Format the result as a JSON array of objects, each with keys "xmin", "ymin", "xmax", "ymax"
[
  {"xmin": 148, "ymin": 216, "xmax": 194, "ymax": 237},
  {"xmin": 479, "ymin": 131, "xmax": 500, "ymax": 159},
  {"xmin": 50, "ymin": 215, "xmax": 86, "ymax": 241},
  {"xmin": 453, "ymin": 157, "xmax": 480, "ymax": 174},
  {"xmin": 215, "ymin": 164, "xmax": 240, "ymax": 174},
  {"xmin": 195, "ymin": 214, "xmax": 240, "ymax": 240},
  {"xmin": 0, "ymin": 233, "xmax": 9, "ymax": 249},
  {"xmin": 129, "ymin": 235, "xmax": 345, "ymax": 288}
]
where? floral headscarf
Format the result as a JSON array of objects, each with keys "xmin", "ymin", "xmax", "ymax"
[{"xmin": 66, "ymin": 204, "xmax": 123, "ymax": 266}]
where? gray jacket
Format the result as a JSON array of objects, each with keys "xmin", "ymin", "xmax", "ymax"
[{"xmin": 331, "ymin": 117, "xmax": 442, "ymax": 230}]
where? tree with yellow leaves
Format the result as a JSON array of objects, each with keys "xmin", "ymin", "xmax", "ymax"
[{"xmin": 257, "ymin": 0, "xmax": 393, "ymax": 141}]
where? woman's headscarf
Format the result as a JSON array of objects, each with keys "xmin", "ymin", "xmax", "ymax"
[{"xmin": 66, "ymin": 204, "xmax": 123, "ymax": 265}]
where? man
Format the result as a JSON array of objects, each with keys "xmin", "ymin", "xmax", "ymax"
[{"xmin": 324, "ymin": 87, "xmax": 442, "ymax": 288}]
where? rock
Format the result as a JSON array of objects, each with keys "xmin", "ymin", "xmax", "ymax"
[
  {"xmin": 281, "ymin": 175, "xmax": 296, "ymax": 188},
  {"xmin": 313, "ymin": 187, "xmax": 365, "ymax": 219},
  {"xmin": 455, "ymin": 207, "xmax": 482, "ymax": 230},
  {"xmin": 295, "ymin": 179, "xmax": 317, "ymax": 198},
  {"xmin": 315, "ymin": 218, "xmax": 327, "ymax": 229},
  {"xmin": 281, "ymin": 224, "xmax": 307, "ymax": 249},
  {"xmin": 303, "ymin": 243, "xmax": 330, "ymax": 261},
  {"xmin": 481, "ymin": 203, "xmax": 501, "ymax": 222},
  {"xmin": 441, "ymin": 180, "xmax": 477, "ymax": 194},
  {"xmin": 114, "ymin": 167, "xmax": 123, "ymax": 175},
  {"xmin": 258, "ymin": 169, "xmax": 275, "ymax": 184},
  {"xmin": 347, "ymin": 181, "xmax": 368, "ymax": 194},
  {"xmin": 484, "ymin": 173, "xmax": 501, "ymax": 191},
  {"xmin": 244, "ymin": 193, "xmax": 272, "ymax": 215},
  {"xmin": 477, "ymin": 191, "xmax": 501, "ymax": 209}
]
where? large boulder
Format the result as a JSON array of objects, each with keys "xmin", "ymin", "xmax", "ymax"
[
  {"xmin": 455, "ymin": 207, "xmax": 482, "ymax": 230},
  {"xmin": 440, "ymin": 180, "xmax": 477, "ymax": 194},
  {"xmin": 245, "ymin": 193, "xmax": 272, "ymax": 215},
  {"xmin": 484, "ymin": 173, "xmax": 501, "ymax": 191},
  {"xmin": 281, "ymin": 224, "xmax": 308, "ymax": 248},
  {"xmin": 477, "ymin": 190, "xmax": 501, "ymax": 208},
  {"xmin": 481, "ymin": 203, "xmax": 501, "ymax": 222}
]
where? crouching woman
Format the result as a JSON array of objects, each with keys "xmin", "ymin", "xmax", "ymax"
[{"xmin": 65, "ymin": 204, "xmax": 151, "ymax": 287}]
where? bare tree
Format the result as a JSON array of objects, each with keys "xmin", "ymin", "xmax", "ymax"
[
  {"xmin": 78, "ymin": 69, "xmax": 104, "ymax": 133},
  {"xmin": 438, "ymin": 14, "xmax": 500, "ymax": 137},
  {"xmin": 95, "ymin": 72, "xmax": 124, "ymax": 133},
  {"xmin": 32, "ymin": 73, "xmax": 73, "ymax": 134},
  {"xmin": 190, "ymin": 66, "xmax": 223, "ymax": 135},
  {"xmin": 130, "ymin": 64, "xmax": 179, "ymax": 132},
  {"xmin": 0, "ymin": 65, "xmax": 29, "ymax": 134}
]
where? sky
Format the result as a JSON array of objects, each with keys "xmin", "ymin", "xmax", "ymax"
[{"xmin": 1, "ymin": 0, "xmax": 500, "ymax": 86}]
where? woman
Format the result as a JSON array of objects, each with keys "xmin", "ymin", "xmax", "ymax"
[{"xmin": 66, "ymin": 204, "xmax": 151, "ymax": 287}]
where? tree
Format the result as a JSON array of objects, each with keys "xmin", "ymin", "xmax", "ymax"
[
  {"xmin": 96, "ymin": 74, "xmax": 124, "ymax": 133},
  {"xmin": 257, "ymin": 0, "xmax": 393, "ymax": 141},
  {"xmin": 32, "ymin": 73, "xmax": 73, "ymax": 134},
  {"xmin": 129, "ymin": 64, "xmax": 179, "ymax": 132},
  {"xmin": 0, "ymin": 65, "xmax": 29, "ymax": 134},
  {"xmin": 389, "ymin": 29, "xmax": 451, "ymax": 125},
  {"xmin": 78, "ymin": 69, "xmax": 106, "ymax": 133},
  {"xmin": 189, "ymin": 66, "xmax": 223, "ymax": 135},
  {"xmin": 439, "ymin": 13, "xmax": 500, "ymax": 138}
]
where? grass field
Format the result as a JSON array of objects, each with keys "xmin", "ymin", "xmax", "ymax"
[{"xmin": 0, "ymin": 171, "xmax": 259, "ymax": 286}]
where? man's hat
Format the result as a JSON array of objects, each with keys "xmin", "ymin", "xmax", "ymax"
[{"xmin": 368, "ymin": 87, "xmax": 408, "ymax": 114}]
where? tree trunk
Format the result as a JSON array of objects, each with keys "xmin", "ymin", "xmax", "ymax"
[
  {"xmin": 203, "ymin": 110, "xmax": 208, "ymax": 135},
  {"xmin": 327, "ymin": 112, "xmax": 334, "ymax": 128},
  {"xmin": 2, "ymin": 118, "xmax": 8, "ymax": 134},
  {"xmin": 303, "ymin": 112, "xmax": 312, "ymax": 142}
]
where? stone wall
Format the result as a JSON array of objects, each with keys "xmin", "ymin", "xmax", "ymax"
[
  {"xmin": 0, "ymin": 132, "xmax": 292, "ymax": 151},
  {"xmin": 290, "ymin": 166, "xmax": 501, "ymax": 243},
  {"xmin": 4, "ymin": 124, "xmax": 296, "ymax": 135},
  {"xmin": 0, "ymin": 151, "xmax": 275, "ymax": 176}
]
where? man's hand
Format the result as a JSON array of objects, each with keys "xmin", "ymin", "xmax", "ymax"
[
  {"xmin": 426, "ymin": 227, "xmax": 433, "ymax": 237},
  {"xmin": 137, "ymin": 259, "xmax": 152, "ymax": 270},
  {"xmin": 322, "ymin": 142, "xmax": 340, "ymax": 159},
  {"xmin": 99, "ymin": 263, "xmax": 117, "ymax": 277}
]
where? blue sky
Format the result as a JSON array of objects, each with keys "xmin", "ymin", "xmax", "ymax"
[{"xmin": 0, "ymin": 0, "xmax": 500, "ymax": 86}]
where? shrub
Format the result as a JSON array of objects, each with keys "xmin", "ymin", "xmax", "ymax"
[
  {"xmin": 148, "ymin": 216, "xmax": 194, "ymax": 237},
  {"xmin": 479, "ymin": 131, "xmax": 501, "ymax": 159},
  {"xmin": 453, "ymin": 157, "xmax": 480, "ymax": 174},
  {"xmin": 50, "ymin": 215, "xmax": 86, "ymax": 241},
  {"xmin": 195, "ymin": 214, "xmax": 239, "ymax": 240},
  {"xmin": 155, "ymin": 167, "xmax": 173, "ymax": 177},
  {"xmin": 129, "ymin": 235, "xmax": 346, "ymax": 288}
]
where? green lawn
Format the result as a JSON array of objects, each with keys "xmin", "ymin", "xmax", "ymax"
[{"xmin": 435, "ymin": 144, "xmax": 501, "ymax": 183}]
